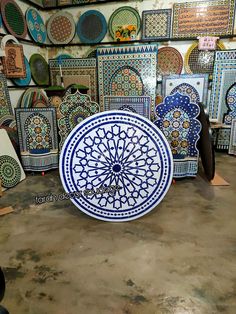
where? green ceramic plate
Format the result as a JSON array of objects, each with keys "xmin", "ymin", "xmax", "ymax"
[
  {"xmin": 108, "ymin": 6, "xmax": 141, "ymax": 39},
  {"xmin": 29, "ymin": 54, "xmax": 49, "ymax": 86}
]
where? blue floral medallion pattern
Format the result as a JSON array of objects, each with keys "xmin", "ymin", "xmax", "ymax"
[
  {"xmin": 155, "ymin": 92, "xmax": 201, "ymax": 178},
  {"xmin": 60, "ymin": 111, "xmax": 173, "ymax": 222},
  {"xmin": 224, "ymin": 83, "xmax": 236, "ymax": 125}
]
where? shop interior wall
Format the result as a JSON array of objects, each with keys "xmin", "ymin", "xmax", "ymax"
[{"xmin": 1, "ymin": 0, "xmax": 236, "ymax": 109}]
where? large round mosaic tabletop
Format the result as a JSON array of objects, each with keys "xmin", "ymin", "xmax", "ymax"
[
  {"xmin": 77, "ymin": 10, "xmax": 107, "ymax": 43},
  {"xmin": 47, "ymin": 11, "xmax": 75, "ymax": 44},
  {"xmin": 60, "ymin": 111, "xmax": 173, "ymax": 222},
  {"xmin": 0, "ymin": 155, "xmax": 21, "ymax": 188},
  {"xmin": 108, "ymin": 6, "xmax": 141, "ymax": 39},
  {"xmin": 0, "ymin": 0, "xmax": 27, "ymax": 39},
  {"xmin": 157, "ymin": 47, "xmax": 183, "ymax": 78},
  {"xmin": 26, "ymin": 7, "xmax": 47, "ymax": 44}
]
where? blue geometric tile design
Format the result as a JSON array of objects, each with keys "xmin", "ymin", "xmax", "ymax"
[
  {"xmin": 59, "ymin": 111, "xmax": 173, "ymax": 222},
  {"xmin": 15, "ymin": 108, "xmax": 58, "ymax": 171},
  {"xmin": 142, "ymin": 9, "xmax": 172, "ymax": 40},
  {"xmin": 97, "ymin": 44, "xmax": 157, "ymax": 119},
  {"xmin": 155, "ymin": 92, "xmax": 201, "ymax": 178},
  {"xmin": 224, "ymin": 83, "xmax": 236, "ymax": 125},
  {"xmin": 209, "ymin": 50, "xmax": 236, "ymax": 122},
  {"xmin": 104, "ymin": 96, "xmax": 151, "ymax": 119},
  {"xmin": 229, "ymin": 119, "xmax": 236, "ymax": 155},
  {"xmin": 162, "ymin": 74, "xmax": 209, "ymax": 105}
]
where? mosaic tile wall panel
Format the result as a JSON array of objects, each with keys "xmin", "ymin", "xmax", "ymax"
[
  {"xmin": 162, "ymin": 74, "xmax": 209, "ymax": 105},
  {"xmin": 104, "ymin": 96, "xmax": 151, "ymax": 119},
  {"xmin": 172, "ymin": 0, "xmax": 235, "ymax": 38},
  {"xmin": 58, "ymin": 91, "xmax": 100, "ymax": 151},
  {"xmin": 229, "ymin": 119, "xmax": 236, "ymax": 155},
  {"xmin": 155, "ymin": 92, "xmax": 201, "ymax": 178},
  {"xmin": 49, "ymin": 58, "xmax": 97, "ymax": 102},
  {"xmin": 142, "ymin": 9, "xmax": 172, "ymax": 40},
  {"xmin": 212, "ymin": 127, "xmax": 231, "ymax": 150},
  {"xmin": 15, "ymin": 108, "xmax": 59, "ymax": 171},
  {"xmin": 0, "ymin": 129, "xmax": 25, "ymax": 190},
  {"xmin": 97, "ymin": 44, "xmax": 157, "ymax": 118},
  {"xmin": 209, "ymin": 50, "xmax": 236, "ymax": 123},
  {"xmin": 224, "ymin": 83, "xmax": 236, "ymax": 125},
  {"xmin": 0, "ymin": 74, "xmax": 13, "ymax": 122}
]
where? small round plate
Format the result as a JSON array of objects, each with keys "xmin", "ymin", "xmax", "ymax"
[
  {"xmin": 0, "ymin": 0, "xmax": 27, "ymax": 39},
  {"xmin": 60, "ymin": 110, "xmax": 173, "ymax": 222},
  {"xmin": 29, "ymin": 54, "xmax": 49, "ymax": 86},
  {"xmin": 12, "ymin": 56, "xmax": 31, "ymax": 87},
  {"xmin": 47, "ymin": 11, "xmax": 75, "ymax": 44},
  {"xmin": 20, "ymin": 88, "xmax": 48, "ymax": 108},
  {"xmin": 157, "ymin": 47, "xmax": 183, "ymax": 78},
  {"xmin": 26, "ymin": 7, "xmax": 47, "ymax": 44},
  {"xmin": 77, "ymin": 10, "xmax": 107, "ymax": 43},
  {"xmin": 0, "ymin": 155, "xmax": 21, "ymax": 188},
  {"xmin": 197, "ymin": 103, "xmax": 215, "ymax": 181},
  {"xmin": 108, "ymin": 6, "xmax": 141, "ymax": 39}
]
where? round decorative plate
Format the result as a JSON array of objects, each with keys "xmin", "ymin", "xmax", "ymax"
[
  {"xmin": 77, "ymin": 10, "xmax": 107, "ymax": 43},
  {"xmin": 47, "ymin": 11, "xmax": 75, "ymax": 44},
  {"xmin": 29, "ymin": 54, "xmax": 49, "ymax": 86},
  {"xmin": 26, "ymin": 7, "xmax": 47, "ymax": 43},
  {"xmin": 197, "ymin": 103, "xmax": 215, "ymax": 181},
  {"xmin": 226, "ymin": 82, "xmax": 236, "ymax": 108},
  {"xmin": 60, "ymin": 111, "xmax": 173, "ymax": 222},
  {"xmin": 0, "ymin": 155, "xmax": 21, "ymax": 188},
  {"xmin": 12, "ymin": 56, "xmax": 31, "ymax": 86},
  {"xmin": 108, "ymin": 6, "xmax": 141, "ymax": 39},
  {"xmin": 184, "ymin": 41, "xmax": 225, "ymax": 75},
  {"xmin": 0, "ymin": 0, "xmax": 27, "ymax": 39},
  {"xmin": 20, "ymin": 88, "xmax": 48, "ymax": 108},
  {"xmin": 157, "ymin": 47, "xmax": 183, "ymax": 78}
]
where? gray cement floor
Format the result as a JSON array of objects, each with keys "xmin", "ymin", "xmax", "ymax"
[{"xmin": 0, "ymin": 152, "xmax": 236, "ymax": 314}]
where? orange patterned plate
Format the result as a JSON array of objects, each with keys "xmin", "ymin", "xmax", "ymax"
[
  {"xmin": 47, "ymin": 11, "xmax": 75, "ymax": 44},
  {"xmin": 157, "ymin": 47, "xmax": 183, "ymax": 79}
]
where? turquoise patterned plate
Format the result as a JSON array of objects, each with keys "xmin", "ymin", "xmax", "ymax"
[{"xmin": 26, "ymin": 7, "xmax": 47, "ymax": 44}]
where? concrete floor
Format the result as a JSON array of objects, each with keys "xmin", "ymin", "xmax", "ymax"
[{"xmin": 0, "ymin": 152, "xmax": 235, "ymax": 314}]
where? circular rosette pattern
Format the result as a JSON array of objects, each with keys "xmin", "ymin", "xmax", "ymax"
[
  {"xmin": 60, "ymin": 111, "xmax": 173, "ymax": 222},
  {"xmin": 0, "ymin": 155, "xmax": 21, "ymax": 188}
]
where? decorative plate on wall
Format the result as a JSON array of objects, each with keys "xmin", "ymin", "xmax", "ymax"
[
  {"xmin": 12, "ymin": 56, "xmax": 31, "ymax": 86},
  {"xmin": 26, "ymin": 7, "xmax": 47, "ymax": 44},
  {"xmin": 108, "ymin": 6, "xmax": 141, "ymax": 39},
  {"xmin": 0, "ymin": 0, "xmax": 27, "ymax": 39},
  {"xmin": 77, "ymin": 10, "xmax": 107, "ymax": 43},
  {"xmin": 142, "ymin": 9, "xmax": 172, "ymax": 40},
  {"xmin": 29, "ymin": 54, "xmax": 49, "ymax": 85},
  {"xmin": 59, "ymin": 110, "xmax": 173, "ymax": 222},
  {"xmin": 157, "ymin": 47, "xmax": 183, "ymax": 78},
  {"xmin": 47, "ymin": 11, "xmax": 75, "ymax": 44},
  {"xmin": 184, "ymin": 41, "xmax": 225, "ymax": 75},
  {"xmin": 20, "ymin": 88, "xmax": 48, "ymax": 108}
]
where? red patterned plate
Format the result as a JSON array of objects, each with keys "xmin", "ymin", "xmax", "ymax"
[{"xmin": 157, "ymin": 47, "xmax": 183, "ymax": 78}]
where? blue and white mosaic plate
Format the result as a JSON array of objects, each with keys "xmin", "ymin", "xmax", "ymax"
[
  {"xmin": 59, "ymin": 111, "xmax": 173, "ymax": 222},
  {"xmin": 26, "ymin": 8, "xmax": 46, "ymax": 44}
]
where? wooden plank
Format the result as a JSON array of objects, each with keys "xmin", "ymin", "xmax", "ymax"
[
  {"xmin": 0, "ymin": 207, "xmax": 14, "ymax": 216},
  {"xmin": 210, "ymin": 172, "xmax": 230, "ymax": 186}
]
